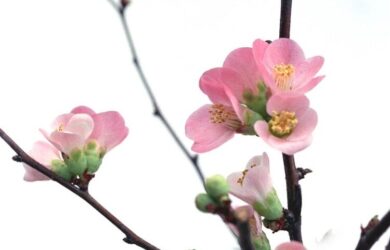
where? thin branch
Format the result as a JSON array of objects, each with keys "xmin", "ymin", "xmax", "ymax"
[
  {"xmin": 282, "ymin": 154, "xmax": 302, "ymax": 242},
  {"xmin": 0, "ymin": 128, "xmax": 159, "ymax": 250},
  {"xmin": 235, "ymin": 210, "xmax": 254, "ymax": 250},
  {"xmin": 107, "ymin": 2, "xmax": 205, "ymax": 186},
  {"xmin": 386, "ymin": 235, "xmax": 390, "ymax": 250},
  {"xmin": 279, "ymin": 0, "xmax": 293, "ymax": 38},
  {"xmin": 355, "ymin": 211, "xmax": 390, "ymax": 250}
]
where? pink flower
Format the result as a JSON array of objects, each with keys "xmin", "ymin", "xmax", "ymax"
[
  {"xmin": 227, "ymin": 153, "xmax": 283, "ymax": 220},
  {"xmin": 275, "ymin": 241, "xmax": 306, "ymax": 250},
  {"xmin": 23, "ymin": 141, "xmax": 62, "ymax": 182},
  {"xmin": 40, "ymin": 106, "xmax": 129, "ymax": 155},
  {"xmin": 185, "ymin": 68, "xmax": 250, "ymax": 153},
  {"xmin": 253, "ymin": 38, "xmax": 324, "ymax": 96},
  {"xmin": 254, "ymin": 95, "xmax": 317, "ymax": 155}
]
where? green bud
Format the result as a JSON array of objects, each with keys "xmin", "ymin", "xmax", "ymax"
[
  {"xmin": 253, "ymin": 189, "xmax": 283, "ymax": 220},
  {"xmin": 65, "ymin": 149, "xmax": 88, "ymax": 176},
  {"xmin": 252, "ymin": 232, "xmax": 271, "ymax": 250},
  {"xmin": 243, "ymin": 82, "xmax": 271, "ymax": 121},
  {"xmin": 195, "ymin": 193, "xmax": 217, "ymax": 213},
  {"xmin": 84, "ymin": 143, "xmax": 103, "ymax": 173},
  {"xmin": 205, "ymin": 175, "xmax": 230, "ymax": 201},
  {"xmin": 51, "ymin": 159, "xmax": 72, "ymax": 181},
  {"xmin": 241, "ymin": 109, "xmax": 264, "ymax": 135}
]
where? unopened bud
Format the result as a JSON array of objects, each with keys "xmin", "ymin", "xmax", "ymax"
[
  {"xmin": 65, "ymin": 149, "xmax": 88, "ymax": 176},
  {"xmin": 51, "ymin": 159, "xmax": 72, "ymax": 181},
  {"xmin": 253, "ymin": 188, "xmax": 283, "ymax": 220},
  {"xmin": 205, "ymin": 175, "xmax": 230, "ymax": 201},
  {"xmin": 195, "ymin": 193, "xmax": 217, "ymax": 213}
]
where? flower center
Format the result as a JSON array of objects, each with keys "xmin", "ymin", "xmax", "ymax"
[
  {"xmin": 57, "ymin": 124, "xmax": 64, "ymax": 132},
  {"xmin": 268, "ymin": 111, "xmax": 298, "ymax": 137},
  {"xmin": 273, "ymin": 64, "xmax": 295, "ymax": 91},
  {"xmin": 209, "ymin": 104, "xmax": 241, "ymax": 130}
]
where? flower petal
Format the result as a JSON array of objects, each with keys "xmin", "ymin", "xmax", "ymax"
[
  {"xmin": 296, "ymin": 75, "xmax": 325, "ymax": 94},
  {"xmin": 227, "ymin": 171, "xmax": 258, "ymax": 204},
  {"xmin": 71, "ymin": 106, "xmax": 96, "ymax": 115},
  {"xmin": 294, "ymin": 56, "xmax": 324, "ymax": 89},
  {"xmin": 288, "ymin": 108, "xmax": 317, "ymax": 141},
  {"xmin": 49, "ymin": 131, "xmax": 86, "ymax": 155},
  {"xmin": 185, "ymin": 104, "xmax": 234, "ymax": 153},
  {"xmin": 263, "ymin": 38, "xmax": 305, "ymax": 68},
  {"xmin": 65, "ymin": 114, "xmax": 94, "ymax": 140},
  {"xmin": 199, "ymin": 68, "xmax": 231, "ymax": 106},
  {"xmin": 23, "ymin": 141, "xmax": 61, "ymax": 182},
  {"xmin": 266, "ymin": 95, "xmax": 310, "ymax": 117},
  {"xmin": 223, "ymin": 47, "xmax": 262, "ymax": 94},
  {"xmin": 90, "ymin": 111, "xmax": 129, "ymax": 152},
  {"xmin": 275, "ymin": 242, "xmax": 306, "ymax": 250},
  {"xmin": 253, "ymin": 39, "xmax": 273, "ymax": 88}
]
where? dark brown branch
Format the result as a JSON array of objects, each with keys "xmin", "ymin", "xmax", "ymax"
[
  {"xmin": 0, "ymin": 128, "xmax": 159, "ymax": 250},
  {"xmin": 279, "ymin": 0, "xmax": 293, "ymax": 38},
  {"xmin": 108, "ymin": 1, "xmax": 205, "ymax": 186},
  {"xmin": 355, "ymin": 211, "xmax": 390, "ymax": 250},
  {"xmin": 282, "ymin": 154, "xmax": 302, "ymax": 242},
  {"xmin": 386, "ymin": 235, "xmax": 390, "ymax": 250}
]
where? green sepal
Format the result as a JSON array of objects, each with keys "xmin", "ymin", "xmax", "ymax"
[
  {"xmin": 253, "ymin": 189, "xmax": 283, "ymax": 220},
  {"xmin": 243, "ymin": 82, "xmax": 271, "ymax": 121},
  {"xmin": 65, "ymin": 149, "xmax": 88, "ymax": 176},
  {"xmin": 252, "ymin": 232, "xmax": 271, "ymax": 250},
  {"xmin": 84, "ymin": 142, "xmax": 103, "ymax": 173},
  {"xmin": 51, "ymin": 159, "xmax": 72, "ymax": 181}
]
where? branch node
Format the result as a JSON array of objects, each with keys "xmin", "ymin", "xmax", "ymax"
[
  {"xmin": 123, "ymin": 237, "xmax": 135, "ymax": 244},
  {"xmin": 12, "ymin": 155, "xmax": 22, "ymax": 162},
  {"xmin": 297, "ymin": 167, "xmax": 312, "ymax": 180}
]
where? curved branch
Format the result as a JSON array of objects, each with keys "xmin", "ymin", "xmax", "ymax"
[
  {"xmin": 0, "ymin": 128, "xmax": 159, "ymax": 250},
  {"xmin": 107, "ymin": 2, "xmax": 205, "ymax": 186}
]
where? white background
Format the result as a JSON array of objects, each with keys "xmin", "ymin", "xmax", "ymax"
[{"xmin": 0, "ymin": 0, "xmax": 389, "ymax": 249}]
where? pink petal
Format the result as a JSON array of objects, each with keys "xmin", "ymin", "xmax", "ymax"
[
  {"xmin": 23, "ymin": 141, "xmax": 61, "ymax": 182},
  {"xmin": 263, "ymin": 38, "xmax": 305, "ymax": 68},
  {"xmin": 90, "ymin": 111, "xmax": 129, "ymax": 151},
  {"xmin": 49, "ymin": 131, "xmax": 86, "ymax": 155},
  {"xmin": 294, "ymin": 56, "xmax": 324, "ymax": 89},
  {"xmin": 266, "ymin": 95, "xmax": 310, "ymax": 117},
  {"xmin": 185, "ymin": 105, "xmax": 234, "ymax": 153},
  {"xmin": 255, "ymin": 121, "xmax": 312, "ymax": 155},
  {"xmin": 253, "ymin": 39, "xmax": 273, "ymax": 88},
  {"xmin": 227, "ymin": 172, "xmax": 258, "ymax": 204},
  {"xmin": 199, "ymin": 68, "xmax": 231, "ymax": 106},
  {"xmin": 244, "ymin": 154, "xmax": 273, "ymax": 198},
  {"xmin": 223, "ymin": 85, "xmax": 244, "ymax": 122},
  {"xmin": 296, "ymin": 75, "xmax": 325, "ymax": 94},
  {"xmin": 219, "ymin": 68, "xmax": 248, "ymax": 103},
  {"xmin": 223, "ymin": 47, "xmax": 262, "ymax": 94},
  {"xmin": 71, "ymin": 106, "xmax": 96, "ymax": 115},
  {"xmin": 65, "ymin": 114, "xmax": 94, "ymax": 140},
  {"xmin": 288, "ymin": 108, "xmax": 317, "ymax": 141},
  {"xmin": 50, "ymin": 113, "xmax": 73, "ymax": 131},
  {"xmin": 275, "ymin": 242, "xmax": 306, "ymax": 250}
]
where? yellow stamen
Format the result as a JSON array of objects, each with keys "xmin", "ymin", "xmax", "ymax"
[
  {"xmin": 268, "ymin": 111, "xmax": 298, "ymax": 137},
  {"xmin": 273, "ymin": 64, "xmax": 295, "ymax": 91},
  {"xmin": 209, "ymin": 104, "xmax": 241, "ymax": 129},
  {"xmin": 57, "ymin": 124, "xmax": 64, "ymax": 132},
  {"xmin": 237, "ymin": 169, "xmax": 249, "ymax": 186}
]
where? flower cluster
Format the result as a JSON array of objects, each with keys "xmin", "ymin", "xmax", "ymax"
[
  {"xmin": 23, "ymin": 106, "xmax": 128, "ymax": 183},
  {"xmin": 186, "ymin": 38, "xmax": 323, "ymax": 155}
]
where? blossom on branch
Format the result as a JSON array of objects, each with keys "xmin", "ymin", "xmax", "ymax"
[
  {"xmin": 254, "ymin": 95, "xmax": 317, "ymax": 155},
  {"xmin": 227, "ymin": 153, "xmax": 283, "ymax": 220},
  {"xmin": 253, "ymin": 38, "xmax": 324, "ymax": 96}
]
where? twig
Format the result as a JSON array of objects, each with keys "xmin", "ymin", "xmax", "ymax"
[
  {"xmin": 235, "ymin": 209, "xmax": 254, "ymax": 250},
  {"xmin": 355, "ymin": 210, "xmax": 390, "ymax": 250},
  {"xmin": 386, "ymin": 235, "xmax": 390, "ymax": 250},
  {"xmin": 282, "ymin": 154, "xmax": 302, "ymax": 242},
  {"xmin": 0, "ymin": 128, "xmax": 159, "ymax": 250},
  {"xmin": 107, "ymin": 2, "xmax": 205, "ymax": 186}
]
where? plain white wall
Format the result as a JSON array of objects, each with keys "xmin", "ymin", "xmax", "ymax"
[{"xmin": 0, "ymin": 0, "xmax": 389, "ymax": 249}]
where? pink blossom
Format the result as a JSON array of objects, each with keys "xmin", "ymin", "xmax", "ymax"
[
  {"xmin": 253, "ymin": 38, "xmax": 324, "ymax": 96},
  {"xmin": 41, "ymin": 106, "xmax": 128, "ymax": 155},
  {"xmin": 185, "ymin": 68, "xmax": 249, "ymax": 153},
  {"xmin": 227, "ymin": 153, "xmax": 283, "ymax": 219},
  {"xmin": 254, "ymin": 95, "xmax": 317, "ymax": 155},
  {"xmin": 23, "ymin": 141, "xmax": 61, "ymax": 182},
  {"xmin": 275, "ymin": 241, "xmax": 306, "ymax": 250}
]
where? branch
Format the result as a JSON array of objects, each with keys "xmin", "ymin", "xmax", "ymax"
[
  {"xmin": 107, "ymin": 2, "xmax": 205, "ymax": 186},
  {"xmin": 282, "ymin": 154, "xmax": 302, "ymax": 242},
  {"xmin": 355, "ymin": 211, "xmax": 390, "ymax": 250},
  {"xmin": 0, "ymin": 128, "xmax": 159, "ymax": 250}
]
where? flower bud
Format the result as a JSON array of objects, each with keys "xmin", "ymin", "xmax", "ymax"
[
  {"xmin": 51, "ymin": 159, "xmax": 72, "ymax": 181},
  {"xmin": 84, "ymin": 141, "xmax": 102, "ymax": 173},
  {"xmin": 205, "ymin": 175, "xmax": 230, "ymax": 201},
  {"xmin": 195, "ymin": 193, "xmax": 217, "ymax": 213},
  {"xmin": 252, "ymin": 233, "xmax": 271, "ymax": 250},
  {"xmin": 65, "ymin": 149, "xmax": 87, "ymax": 176}
]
